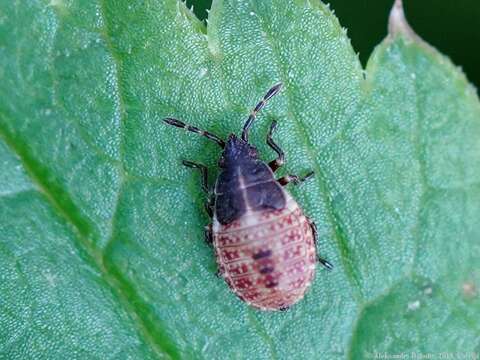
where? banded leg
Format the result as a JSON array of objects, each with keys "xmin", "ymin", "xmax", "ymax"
[
  {"xmin": 204, "ymin": 195, "xmax": 214, "ymax": 218},
  {"xmin": 184, "ymin": 160, "xmax": 215, "ymax": 221},
  {"xmin": 278, "ymin": 171, "xmax": 314, "ymax": 186},
  {"xmin": 163, "ymin": 118, "xmax": 225, "ymax": 148},
  {"xmin": 204, "ymin": 223, "xmax": 213, "ymax": 246},
  {"xmin": 266, "ymin": 120, "xmax": 285, "ymax": 172},
  {"xmin": 242, "ymin": 83, "xmax": 283, "ymax": 142},
  {"xmin": 183, "ymin": 160, "xmax": 209, "ymax": 193},
  {"xmin": 308, "ymin": 219, "xmax": 334, "ymax": 271}
]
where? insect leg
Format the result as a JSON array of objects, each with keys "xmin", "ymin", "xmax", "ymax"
[
  {"xmin": 266, "ymin": 120, "xmax": 285, "ymax": 172},
  {"xmin": 204, "ymin": 223, "xmax": 213, "ymax": 246},
  {"xmin": 242, "ymin": 83, "xmax": 283, "ymax": 142},
  {"xmin": 182, "ymin": 160, "xmax": 210, "ymax": 193},
  {"xmin": 308, "ymin": 218, "xmax": 334, "ymax": 271},
  {"xmin": 184, "ymin": 161, "xmax": 216, "ymax": 221},
  {"xmin": 204, "ymin": 196, "xmax": 214, "ymax": 218},
  {"xmin": 163, "ymin": 118, "xmax": 225, "ymax": 148},
  {"xmin": 277, "ymin": 171, "xmax": 314, "ymax": 186}
]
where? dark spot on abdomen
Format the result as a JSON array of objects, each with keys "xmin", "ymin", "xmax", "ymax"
[
  {"xmin": 252, "ymin": 249, "xmax": 272, "ymax": 260},
  {"xmin": 259, "ymin": 265, "xmax": 274, "ymax": 274},
  {"xmin": 265, "ymin": 280, "xmax": 278, "ymax": 288}
]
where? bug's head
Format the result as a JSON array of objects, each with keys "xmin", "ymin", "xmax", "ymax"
[{"xmin": 219, "ymin": 134, "xmax": 258, "ymax": 168}]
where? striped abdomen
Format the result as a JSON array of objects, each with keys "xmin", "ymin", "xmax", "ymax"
[{"xmin": 213, "ymin": 194, "xmax": 317, "ymax": 311}]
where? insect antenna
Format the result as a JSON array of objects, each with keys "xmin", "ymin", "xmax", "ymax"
[
  {"xmin": 241, "ymin": 83, "xmax": 283, "ymax": 142},
  {"xmin": 163, "ymin": 118, "xmax": 225, "ymax": 148}
]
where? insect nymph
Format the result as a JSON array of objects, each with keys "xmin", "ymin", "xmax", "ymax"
[{"xmin": 164, "ymin": 83, "xmax": 332, "ymax": 311}]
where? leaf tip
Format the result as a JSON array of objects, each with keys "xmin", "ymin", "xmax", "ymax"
[{"xmin": 388, "ymin": 0, "xmax": 418, "ymax": 40}]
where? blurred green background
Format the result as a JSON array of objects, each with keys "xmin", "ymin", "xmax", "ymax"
[{"xmin": 187, "ymin": 0, "xmax": 480, "ymax": 89}]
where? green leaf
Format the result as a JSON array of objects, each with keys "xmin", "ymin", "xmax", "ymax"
[{"xmin": 1, "ymin": 0, "xmax": 479, "ymax": 359}]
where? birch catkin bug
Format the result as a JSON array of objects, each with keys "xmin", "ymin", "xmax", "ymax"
[{"xmin": 163, "ymin": 83, "xmax": 332, "ymax": 311}]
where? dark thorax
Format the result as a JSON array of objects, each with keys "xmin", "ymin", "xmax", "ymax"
[{"xmin": 214, "ymin": 134, "xmax": 286, "ymax": 224}]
